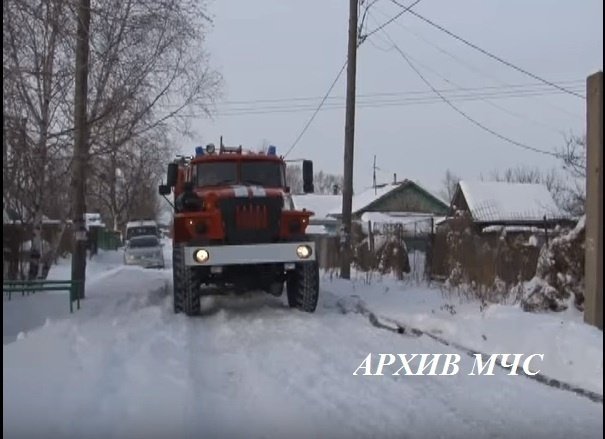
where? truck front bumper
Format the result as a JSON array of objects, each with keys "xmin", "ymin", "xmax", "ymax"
[{"xmin": 183, "ymin": 241, "xmax": 316, "ymax": 266}]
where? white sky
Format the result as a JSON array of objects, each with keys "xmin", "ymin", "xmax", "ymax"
[{"xmin": 181, "ymin": 0, "xmax": 603, "ymax": 197}]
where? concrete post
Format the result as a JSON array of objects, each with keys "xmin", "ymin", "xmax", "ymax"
[{"xmin": 584, "ymin": 71, "xmax": 603, "ymax": 330}]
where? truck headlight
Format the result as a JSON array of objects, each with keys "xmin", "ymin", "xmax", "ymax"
[
  {"xmin": 296, "ymin": 245, "xmax": 312, "ymax": 259},
  {"xmin": 194, "ymin": 249, "xmax": 209, "ymax": 263}
]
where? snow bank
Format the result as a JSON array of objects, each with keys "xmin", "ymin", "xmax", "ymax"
[
  {"xmin": 321, "ymin": 273, "xmax": 603, "ymax": 395},
  {"xmin": 3, "ymin": 243, "xmax": 602, "ymax": 438}
]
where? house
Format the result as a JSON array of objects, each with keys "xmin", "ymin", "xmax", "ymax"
[
  {"xmin": 294, "ymin": 179, "xmax": 448, "ymax": 251},
  {"xmin": 330, "ymin": 179, "xmax": 448, "ymax": 248},
  {"xmin": 430, "ymin": 181, "xmax": 577, "ymax": 283},
  {"xmin": 447, "ymin": 180, "xmax": 575, "ymax": 232},
  {"xmin": 327, "ymin": 179, "xmax": 449, "ymax": 220}
]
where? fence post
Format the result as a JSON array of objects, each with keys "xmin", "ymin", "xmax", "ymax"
[
  {"xmin": 396, "ymin": 224, "xmax": 403, "ymax": 280},
  {"xmin": 368, "ymin": 220, "xmax": 374, "ymax": 253}
]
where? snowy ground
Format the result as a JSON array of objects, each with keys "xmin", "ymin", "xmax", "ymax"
[{"xmin": 3, "ymin": 241, "xmax": 603, "ymax": 439}]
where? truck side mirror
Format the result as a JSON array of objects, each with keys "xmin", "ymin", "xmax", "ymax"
[
  {"xmin": 302, "ymin": 160, "xmax": 314, "ymax": 193},
  {"xmin": 166, "ymin": 163, "xmax": 178, "ymax": 187},
  {"xmin": 158, "ymin": 184, "xmax": 171, "ymax": 195}
]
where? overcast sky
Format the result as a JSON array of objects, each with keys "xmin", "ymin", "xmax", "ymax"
[{"xmin": 183, "ymin": 0, "xmax": 603, "ymax": 197}]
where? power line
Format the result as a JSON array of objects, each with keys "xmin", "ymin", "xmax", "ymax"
[
  {"xmin": 369, "ymin": 5, "xmax": 584, "ymax": 121},
  {"xmin": 389, "ymin": 0, "xmax": 586, "ymax": 100},
  {"xmin": 221, "ymin": 87, "xmax": 584, "ymax": 114},
  {"xmin": 173, "ymin": 86, "xmax": 585, "ymax": 118},
  {"xmin": 214, "ymin": 80, "xmax": 584, "ymax": 106},
  {"xmin": 365, "ymin": 13, "xmax": 573, "ymax": 135},
  {"xmin": 379, "ymin": 27, "xmax": 562, "ymax": 159},
  {"xmin": 361, "ymin": 0, "xmax": 423, "ymax": 41},
  {"xmin": 283, "ymin": 61, "xmax": 347, "ymax": 158},
  {"xmin": 286, "ymin": 0, "xmax": 424, "ymax": 158}
]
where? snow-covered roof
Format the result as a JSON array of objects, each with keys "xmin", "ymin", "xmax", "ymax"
[
  {"xmin": 323, "ymin": 183, "xmax": 401, "ymax": 217},
  {"xmin": 456, "ymin": 181, "xmax": 565, "ymax": 223},
  {"xmin": 305, "ymin": 224, "xmax": 329, "ymax": 235},
  {"xmin": 292, "ymin": 194, "xmax": 341, "ymax": 220},
  {"xmin": 327, "ymin": 180, "xmax": 447, "ymax": 217},
  {"xmin": 353, "ymin": 183, "xmax": 400, "ymax": 214}
]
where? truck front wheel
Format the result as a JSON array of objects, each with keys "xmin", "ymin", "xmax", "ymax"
[
  {"xmin": 173, "ymin": 245, "xmax": 200, "ymax": 316},
  {"xmin": 286, "ymin": 261, "xmax": 319, "ymax": 313}
]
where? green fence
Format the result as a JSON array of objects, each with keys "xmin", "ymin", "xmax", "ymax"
[
  {"xmin": 3, "ymin": 279, "xmax": 82, "ymax": 313},
  {"xmin": 97, "ymin": 229, "xmax": 122, "ymax": 250}
]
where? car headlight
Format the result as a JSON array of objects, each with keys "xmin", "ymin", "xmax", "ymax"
[
  {"xmin": 194, "ymin": 249, "xmax": 209, "ymax": 263},
  {"xmin": 296, "ymin": 244, "xmax": 312, "ymax": 259}
]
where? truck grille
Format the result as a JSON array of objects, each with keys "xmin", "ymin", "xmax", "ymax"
[{"xmin": 219, "ymin": 196, "xmax": 282, "ymax": 244}]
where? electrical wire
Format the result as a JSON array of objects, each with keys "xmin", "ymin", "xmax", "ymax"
[
  {"xmin": 389, "ymin": 0, "xmax": 585, "ymax": 99},
  {"xmin": 365, "ymin": 12, "xmax": 574, "ymax": 135},
  {"xmin": 378, "ymin": 27, "xmax": 563, "ymax": 158},
  {"xmin": 283, "ymin": 61, "xmax": 347, "ymax": 157},
  {"xmin": 285, "ymin": 0, "xmax": 424, "ymax": 158}
]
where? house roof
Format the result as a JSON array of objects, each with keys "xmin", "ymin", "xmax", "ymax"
[
  {"xmin": 454, "ymin": 181, "xmax": 566, "ymax": 223},
  {"xmin": 328, "ymin": 179, "xmax": 448, "ymax": 216}
]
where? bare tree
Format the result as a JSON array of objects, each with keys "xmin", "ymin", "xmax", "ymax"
[
  {"xmin": 559, "ymin": 134, "xmax": 587, "ymax": 179},
  {"xmin": 286, "ymin": 165, "xmax": 343, "ymax": 195},
  {"xmin": 3, "ymin": 0, "xmax": 75, "ymax": 277},
  {"xmin": 83, "ymin": 0, "xmax": 221, "ymax": 230},
  {"xmin": 439, "ymin": 169, "xmax": 461, "ymax": 203},
  {"xmin": 3, "ymin": 0, "xmax": 222, "ymax": 272}
]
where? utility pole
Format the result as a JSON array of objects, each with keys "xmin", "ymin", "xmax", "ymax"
[
  {"xmin": 71, "ymin": 0, "xmax": 91, "ymax": 299},
  {"xmin": 373, "ymin": 155, "xmax": 377, "ymax": 194},
  {"xmin": 584, "ymin": 71, "xmax": 603, "ymax": 330},
  {"xmin": 340, "ymin": 0, "xmax": 359, "ymax": 280}
]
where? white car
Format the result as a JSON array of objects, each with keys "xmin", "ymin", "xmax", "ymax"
[{"xmin": 123, "ymin": 235, "xmax": 165, "ymax": 269}]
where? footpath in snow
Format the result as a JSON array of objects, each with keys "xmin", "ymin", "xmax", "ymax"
[{"xmin": 3, "ymin": 244, "xmax": 603, "ymax": 439}]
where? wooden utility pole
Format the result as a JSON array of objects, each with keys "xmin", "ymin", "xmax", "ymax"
[
  {"xmin": 71, "ymin": 0, "xmax": 91, "ymax": 299},
  {"xmin": 584, "ymin": 71, "xmax": 603, "ymax": 330},
  {"xmin": 340, "ymin": 0, "xmax": 359, "ymax": 280},
  {"xmin": 373, "ymin": 155, "xmax": 377, "ymax": 194}
]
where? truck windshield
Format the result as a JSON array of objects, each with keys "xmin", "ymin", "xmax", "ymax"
[
  {"xmin": 197, "ymin": 162, "xmax": 238, "ymax": 186},
  {"xmin": 241, "ymin": 162, "xmax": 284, "ymax": 187},
  {"xmin": 196, "ymin": 161, "xmax": 284, "ymax": 187}
]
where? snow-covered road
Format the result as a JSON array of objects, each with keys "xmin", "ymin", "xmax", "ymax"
[{"xmin": 3, "ymin": 248, "xmax": 603, "ymax": 439}]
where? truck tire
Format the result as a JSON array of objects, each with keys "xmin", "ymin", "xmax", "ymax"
[
  {"xmin": 286, "ymin": 261, "xmax": 319, "ymax": 312},
  {"xmin": 173, "ymin": 245, "xmax": 200, "ymax": 316}
]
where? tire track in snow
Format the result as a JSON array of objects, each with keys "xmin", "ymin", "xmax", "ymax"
[
  {"xmin": 182, "ymin": 292, "xmax": 489, "ymax": 439},
  {"xmin": 329, "ymin": 293, "xmax": 603, "ymax": 405}
]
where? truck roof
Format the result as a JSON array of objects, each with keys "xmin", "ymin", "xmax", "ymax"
[{"xmin": 190, "ymin": 154, "xmax": 283, "ymax": 164}]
